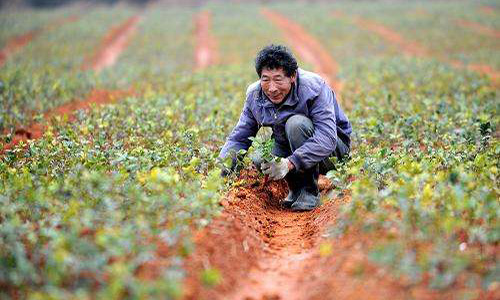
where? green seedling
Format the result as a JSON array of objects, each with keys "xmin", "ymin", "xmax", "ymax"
[{"xmin": 249, "ymin": 136, "xmax": 280, "ymax": 163}]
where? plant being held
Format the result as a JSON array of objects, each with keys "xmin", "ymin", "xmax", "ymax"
[
  {"xmin": 249, "ymin": 136, "xmax": 290, "ymax": 181},
  {"xmin": 249, "ymin": 136, "xmax": 281, "ymax": 163}
]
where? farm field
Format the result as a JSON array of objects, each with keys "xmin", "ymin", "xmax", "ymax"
[{"xmin": 0, "ymin": 1, "xmax": 498, "ymax": 299}]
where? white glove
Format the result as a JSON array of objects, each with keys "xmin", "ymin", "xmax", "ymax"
[{"xmin": 262, "ymin": 158, "xmax": 290, "ymax": 181}]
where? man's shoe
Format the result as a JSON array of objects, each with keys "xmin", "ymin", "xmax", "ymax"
[
  {"xmin": 290, "ymin": 190, "xmax": 319, "ymax": 211},
  {"xmin": 281, "ymin": 189, "xmax": 300, "ymax": 208}
]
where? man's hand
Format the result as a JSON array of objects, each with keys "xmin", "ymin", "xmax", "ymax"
[{"xmin": 262, "ymin": 158, "xmax": 293, "ymax": 181}]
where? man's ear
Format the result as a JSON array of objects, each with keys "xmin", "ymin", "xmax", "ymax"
[{"xmin": 290, "ymin": 71, "xmax": 297, "ymax": 83}]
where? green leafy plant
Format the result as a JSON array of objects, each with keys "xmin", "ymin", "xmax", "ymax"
[
  {"xmin": 249, "ymin": 135, "xmax": 275, "ymax": 163},
  {"xmin": 1, "ymin": 1, "xmax": 498, "ymax": 298}
]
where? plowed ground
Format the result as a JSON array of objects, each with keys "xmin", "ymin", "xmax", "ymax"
[
  {"xmin": 0, "ymin": 15, "xmax": 80, "ymax": 67},
  {"xmin": 1, "ymin": 89, "xmax": 133, "ymax": 153},
  {"xmin": 194, "ymin": 11, "xmax": 218, "ymax": 70},
  {"xmin": 183, "ymin": 170, "xmax": 408, "ymax": 300},
  {"xmin": 182, "ymin": 169, "xmax": 496, "ymax": 300},
  {"xmin": 350, "ymin": 14, "xmax": 500, "ymax": 86},
  {"xmin": 83, "ymin": 15, "xmax": 141, "ymax": 72},
  {"xmin": 2, "ymin": 14, "xmax": 141, "ymax": 153}
]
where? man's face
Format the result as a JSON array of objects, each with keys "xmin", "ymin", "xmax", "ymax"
[{"xmin": 260, "ymin": 68, "xmax": 296, "ymax": 105}]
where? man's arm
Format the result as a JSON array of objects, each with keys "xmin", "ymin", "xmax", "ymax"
[
  {"xmin": 288, "ymin": 83, "xmax": 338, "ymax": 171},
  {"xmin": 219, "ymin": 99, "xmax": 259, "ymax": 161}
]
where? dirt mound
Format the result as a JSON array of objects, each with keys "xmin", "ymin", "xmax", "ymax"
[{"xmin": 183, "ymin": 170, "xmax": 287, "ymax": 299}]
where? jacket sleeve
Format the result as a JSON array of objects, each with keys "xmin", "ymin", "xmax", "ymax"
[
  {"xmin": 288, "ymin": 83, "xmax": 337, "ymax": 171},
  {"xmin": 219, "ymin": 99, "xmax": 259, "ymax": 159}
]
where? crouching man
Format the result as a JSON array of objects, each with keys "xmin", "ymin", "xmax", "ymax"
[{"xmin": 219, "ymin": 44, "xmax": 352, "ymax": 211}]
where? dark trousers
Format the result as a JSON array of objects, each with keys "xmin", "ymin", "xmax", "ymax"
[{"xmin": 274, "ymin": 114, "xmax": 349, "ymax": 196}]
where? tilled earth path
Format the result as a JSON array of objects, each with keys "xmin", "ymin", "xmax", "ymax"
[
  {"xmin": 0, "ymin": 15, "xmax": 80, "ymax": 67},
  {"xmin": 194, "ymin": 10, "xmax": 218, "ymax": 70},
  {"xmin": 223, "ymin": 181, "xmax": 337, "ymax": 300},
  {"xmin": 183, "ymin": 171, "xmax": 407, "ymax": 300},
  {"xmin": 2, "ymin": 13, "xmax": 142, "ymax": 153},
  {"xmin": 261, "ymin": 8, "xmax": 343, "ymax": 94}
]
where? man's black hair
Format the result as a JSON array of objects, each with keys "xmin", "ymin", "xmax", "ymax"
[{"xmin": 255, "ymin": 44, "xmax": 298, "ymax": 78}]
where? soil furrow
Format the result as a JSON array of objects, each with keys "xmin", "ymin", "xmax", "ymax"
[
  {"xmin": 183, "ymin": 171, "xmax": 410, "ymax": 300},
  {"xmin": 347, "ymin": 14, "xmax": 500, "ymax": 86},
  {"xmin": 455, "ymin": 19, "xmax": 500, "ymax": 38},
  {"xmin": 261, "ymin": 8, "xmax": 343, "ymax": 94},
  {"xmin": 182, "ymin": 170, "xmax": 487, "ymax": 299},
  {"xmin": 0, "ymin": 15, "xmax": 79, "ymax": 67},
  {"xmin": 83, "ymin": 15, "xmax": 141, "ymax": 72},
  {"xmin": 1, "ymin": 89, "xmax": 134, "ymax": 154},
  {"xmin": 352, "ymin": 16, "xmax": 429, "ymax": 57},
  {"xmin": 194, "ymin": 11, "xmax": 218, "ymax": 70},
  {"xmin": 222, "ymin": 200, "xmax": 334, "ymax": 300},
  {"xmin": 2, "ymin": 14, "xmax": 143, "ymax": 152},
  {"xmin": 479, "ymin": 5, "xmax": 495, "ymax": 16},
  {"xmin": 0, "ymin": 30, "xmax": 40, "ymax": 67}
]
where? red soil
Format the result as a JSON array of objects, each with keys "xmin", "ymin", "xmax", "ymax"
[
  {"xmin": 83, "ymin": 15, "xmax": 141, "ymax": 72},
  {"xmin": 2, "ymin": 14, "xmax": 142, "ymax": 153},
  {"xmin": 448, "ymin": 61, "xmax": 500, "ymax": 84},
  {"xmin": 194, "ymin": 11, "xmax": 218, "ymax": 71},
  {"xmin": 353, "ymin": 16, "xmax": 429, "ymax": 57},
  {"xmin": 0, "ymin": 30, "xmax": 40, "ymax": 67},
  {"xmin": 0, "ymin": 15, "xmax": 79, "ymax": 67},
  {"xmin": 183, "ymin": 170, "xmax": 354, "ymax": 300},
  {"xmin": 1, "ymin": 89, "xmax": 133, "ymax": 153},
  {"xmin": 478, "ymin": 5, "xmax": 496, "ymax": 16},
  {"xmin": 455, "ymin": 19, "xmax": 500, "ymax": 39},
  {"xmin": 181, "ymin": 170, "xmax": 487, "ymax": 299},
  {"xmin": 2, "ymin": 14, "xmax": 141, "ymax": 153},
  {"xmin": 347, "ymin": 14, "xmax": 500, "ymax": 86},
  {"xmin": 261, "ymin": 8, "xmax": 343, "ymax": 94}
]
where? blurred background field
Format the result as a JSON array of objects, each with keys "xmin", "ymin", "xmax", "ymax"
[{"xmin": 0, "ymin": 0, "xmax": 498, "ymax": 299}]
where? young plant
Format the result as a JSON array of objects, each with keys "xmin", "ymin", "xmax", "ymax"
[{"xmin": 249, "ymin": 135, "xmax": 280, "ymax": 163}]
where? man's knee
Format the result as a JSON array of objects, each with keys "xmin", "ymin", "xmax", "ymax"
[{"xmin": 285, "ymin": 115, "xmax": 314, "ymax": 146}]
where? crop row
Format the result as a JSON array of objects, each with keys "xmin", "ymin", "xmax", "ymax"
[
  {"xmin": 332, "ymin": 58, "xmax": 497, "ymax": 290},
  {"xmin": 1, "ymin": 5, "xmax": 203, "ymax": 133},
  {"xmin": 0, "ymin": 1, "xmax": 498, "ymax": 297},
  {"xmin": 277, "ymin": 2, "xmax": 499, "ymax": 71},
  {"xmin": 2, "ymin": 2, "xmax": 498, "ymax": 132},
  {"xmin": 102, "ymin": 6, "xmax": 197, "ymax": 88},
  {"xmin": 0, "ymin": 66, "xmax": 256, "ymax": 298},
  {"xmin": 0, "ymin": 8, "xmax": 71, "ymax": 47},
  {"xmin": 0, "ymin": 6, "xmax": 137, "ymax": 132},
  {"xmin": 270, "ymin": 1, "xmax": 498, "ymax": 290},
  {"xmin": 209, "ymin": 3, "xmax": 285, "ymax": 66}
]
